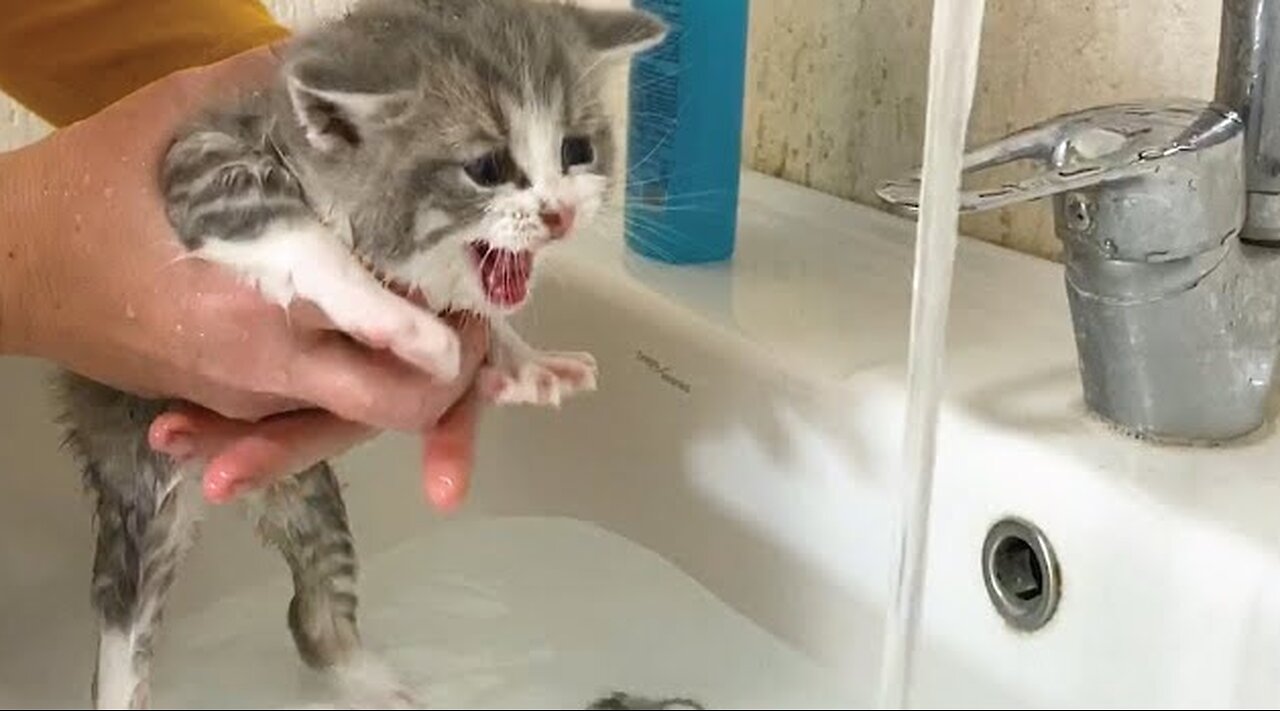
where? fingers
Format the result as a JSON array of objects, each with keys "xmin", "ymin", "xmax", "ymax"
[
  {"xmin": 149, "ymin": 405, "xmax": 251, "ymax": 462},
  {"xmin": 149, "ymin": 323, "xmax": 488, "ymax": 507},
  {"xmin": 421, "ymin": 385, "xmax": 483, "ymax": 513},
  {"xmin": 150, "ymin": 404, "xmax": 372, "ymax": 503},
  {"xmin": 194, "ymin": 389, "xmax": 308, "ymax": 424},
  {"xmin": 286, "ymin": 298, "xmax": 337, "ymax": 332},
  {"xmin": 285, "ymin": 316, "xmax": 489, "ymax": 431},
  {"xmin": 164, "ymin": 388, "xmax": 483, "ymax": 510},
  {"xmin": 198, "ymin": 410, "xmax": 374, "ymax": 503},
  {"xmin": 285, "ymin": 334, "xmax": 452, "ymax": 430}
]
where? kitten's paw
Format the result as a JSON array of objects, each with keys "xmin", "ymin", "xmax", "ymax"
[
  {"xmin": 382, "ymin": 314, "xmax": 461, "ymax": 383},
  {"xmin": 331, "ymin": 653, "xmax": 422, "ymax": 709},
  {"xmin": 484, "ymin": 351, "xmax": 598, "ymax": 407},
  {"xmin": 340, "ymin": 303, "xmax": 461, "ymax": 382}
]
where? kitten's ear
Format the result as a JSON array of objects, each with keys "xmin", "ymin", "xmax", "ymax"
[
  {"xmin": 572, "ymin": 7, "xmax": 669, "ymax": 60},
  {"xmin": 285, "ymin": 64, "xmax": 410, "ymax": 152}
]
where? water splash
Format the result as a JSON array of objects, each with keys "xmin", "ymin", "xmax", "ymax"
[{"xmin": 877, "ymin": 0, "xmax": 988, "ymax": 707}]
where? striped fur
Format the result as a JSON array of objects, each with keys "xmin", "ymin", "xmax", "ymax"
[{"xmin": 57, "ymin": 1, "xmax": 666, "ymax": 708}]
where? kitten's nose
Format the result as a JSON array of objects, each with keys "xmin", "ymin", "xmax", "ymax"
[{"xmin": 540, "ymin": 205, "xmax": 576, "ymax": 239}]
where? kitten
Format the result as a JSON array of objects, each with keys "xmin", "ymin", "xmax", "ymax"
[{"xmin": 55, "ymin": 0, "xmax": 666, "ymax": 708}]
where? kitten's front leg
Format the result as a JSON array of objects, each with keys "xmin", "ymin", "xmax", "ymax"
[
  {"xmin": 482, "ymin": 318, "xmax": 597, "ymax": 407},
  {"xmin": 194, "ymin": 222, "xmax": 461, "ymax": 381},
  {"xmin": 161, "ymin": 130, "xmax": 460, "ymax": 381}
]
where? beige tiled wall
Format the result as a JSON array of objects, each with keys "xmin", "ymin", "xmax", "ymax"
[{"xmin": 1, "ymin": 0, "xmax": 1223, "ymax": 262}]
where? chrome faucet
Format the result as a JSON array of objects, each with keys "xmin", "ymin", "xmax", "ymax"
[{"xmin": 876, "ymin": 0, "xmax": 1280, "ymax": 445}]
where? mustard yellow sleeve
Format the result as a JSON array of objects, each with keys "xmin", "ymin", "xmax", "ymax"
[{"xmin": 0, "ymin": 0, "xmax": 290, "ymax": 128}]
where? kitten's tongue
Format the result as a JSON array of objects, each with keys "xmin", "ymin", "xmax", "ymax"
[{"xmin": 471, "ymin": 243, "xmax": 533, "ymax": 307}]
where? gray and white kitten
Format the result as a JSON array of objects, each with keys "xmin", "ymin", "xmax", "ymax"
[{"xmin": 55, "ymin": 0, "xmax": 666, "ymax": 708}]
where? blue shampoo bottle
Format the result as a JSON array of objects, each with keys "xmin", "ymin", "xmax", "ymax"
[{"xmin": 624, "ymin": 0, "xmax": 750, "ymax": 265}]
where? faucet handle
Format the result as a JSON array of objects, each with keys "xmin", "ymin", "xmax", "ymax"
[{"xmin": 876, "ymin": 99, "xmax": 1245, "ymax": 263}]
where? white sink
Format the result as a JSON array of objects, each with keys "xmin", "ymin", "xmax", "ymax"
[{"xmin": 1, "ymin": 170, "xmax": 1278, "ymax": 709}]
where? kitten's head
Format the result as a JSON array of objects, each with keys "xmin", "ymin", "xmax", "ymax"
[{"xmin": 281, "ymin": 0, "xmax": 667, "ymax": 313}]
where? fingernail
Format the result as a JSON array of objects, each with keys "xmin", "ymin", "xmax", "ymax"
[
  {"xmin": 426, "ymin": 475, "xmax": 459, "ymax": 512},
  {"xmin": 203, "ymin": 483, "xmax": 230, "ymax": 504},
  {"xmin": 157, "ymin": 435, "xmax": 194, "ymax": 460},
  {"xmin": 203, "ymin": 469, "xmax": 243, "ymax": 504}
]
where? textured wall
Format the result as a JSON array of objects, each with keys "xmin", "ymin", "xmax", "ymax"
[
  {"xmin": 1, "ymin": 0, "xmax": 1223, "ymax": 262},
  {"xmin": 743, "ymin": 0, "xmax": 1222, "ymax": 261}
]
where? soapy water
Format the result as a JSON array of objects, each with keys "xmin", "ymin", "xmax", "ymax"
[
  {"xmin": 878, "ymin": 0, "xmax": 988, "ymax": 708},
  {"xmin": 146, "ymin": 517, "xmax": 857, "ymax": 710}
]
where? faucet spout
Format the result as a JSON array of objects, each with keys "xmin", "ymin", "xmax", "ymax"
[
  {"xmin": 1217, "ymin": 0, "xmax": 1280, "ymax": 244},
  {"xmin": 872, "ymin": 5, "xmax": 1280, "ymax": 445},
  {"xmin": 874, "ymin": 100, "xmax": 1280, "ymax": 443}
]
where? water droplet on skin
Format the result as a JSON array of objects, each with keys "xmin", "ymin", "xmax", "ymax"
[
  {"xmin": 73, "ymin": 214, "xmax": 83, "ymax": 232},
  {"xmin": 125, "ymin": 304, "xmax": 136, "ymax": 320},
  {"xmin": 175, "ymin": 324, "xmax": 184, "ymax": 333},
  {"xmin": 103, "ymin": 186, "xmax": 115, "ymax": 199}
]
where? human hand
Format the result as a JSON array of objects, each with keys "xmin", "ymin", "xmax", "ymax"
[
  {"xmin": 0, "ymin": 46, "xmax": 488, "ymax": 508},
  {"xmin": 148, "ymin": 375, "xmax": 482, "ymax": 511},
  {"xmin": 1, "ymin": 46, "xmax": 478, "ymax": 430}
]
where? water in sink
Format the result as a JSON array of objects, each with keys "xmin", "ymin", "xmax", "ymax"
[{"xmin": 147, "ymin": 516, "xmax": 858, "ymax": 710}]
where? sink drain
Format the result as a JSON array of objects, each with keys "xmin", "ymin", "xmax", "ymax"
[{"xmin": 982, "ymin": 517, "xmax": 1060, "ymax": 632}]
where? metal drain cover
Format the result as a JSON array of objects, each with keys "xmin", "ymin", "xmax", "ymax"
[{"xmin": 982, "ymin": 517, "xmax": 1060, "ymax": 631}]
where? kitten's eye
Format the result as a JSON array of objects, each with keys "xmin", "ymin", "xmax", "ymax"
[
  {"xmin": 463, "ymin": 149, "xmax": 520, "ymax": 188},
  {"xmin": 561, "ymin": 136, "xmax": 594, "ymax": 171}
]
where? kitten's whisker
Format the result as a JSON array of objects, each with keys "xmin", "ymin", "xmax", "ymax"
[
  {"xmin": 622, "ymin": 217, "xmax": 688, "ymax": 262},
  {"xmin": 573, "ymin": 53, "xmax": 612, "ymax": 91},
  {"xmin": 159, "ymin": 252, "xmax": 200, "ymax": 271}
]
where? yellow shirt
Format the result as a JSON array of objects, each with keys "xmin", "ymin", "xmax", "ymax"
[{"xmin": 0, "ymin": 0, "xmax": 289, "ymax": 127}]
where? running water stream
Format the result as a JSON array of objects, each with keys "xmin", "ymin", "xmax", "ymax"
[{"xmin": 876, "ymin": 0, "xmax": 988, "ymax": 707}]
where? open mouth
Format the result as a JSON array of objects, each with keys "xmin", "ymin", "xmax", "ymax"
[{"xmin": 469, "ymin": 242, "xmax": 533, "ymax": 308}]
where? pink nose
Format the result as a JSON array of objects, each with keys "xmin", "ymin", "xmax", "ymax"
[{"xmin": 540, "ymin": 205, "xmax": 576, "ymax": 239}]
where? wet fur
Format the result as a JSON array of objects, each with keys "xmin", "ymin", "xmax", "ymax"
[{"xmin": 56, "ymin": 1, "xmax": 666, "ymax": 707}]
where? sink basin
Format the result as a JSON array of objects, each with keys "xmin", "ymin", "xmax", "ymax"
[{"xmin": 1, "ymin": 170, "xmax": 1278, "ymax": 708}]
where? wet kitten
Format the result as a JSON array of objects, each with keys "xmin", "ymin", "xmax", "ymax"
[{"xmin": 55, "ymin": 0, "xmax": 666, "ymax": 707}]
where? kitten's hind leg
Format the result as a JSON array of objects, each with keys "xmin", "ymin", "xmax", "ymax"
[
  {"xmin": 253, "ymin": 462, "xmax": 417, "ymax": 709},
  {"xmin": 86, "ymin": 457, "xmax": 201, "ymax": 710}
]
